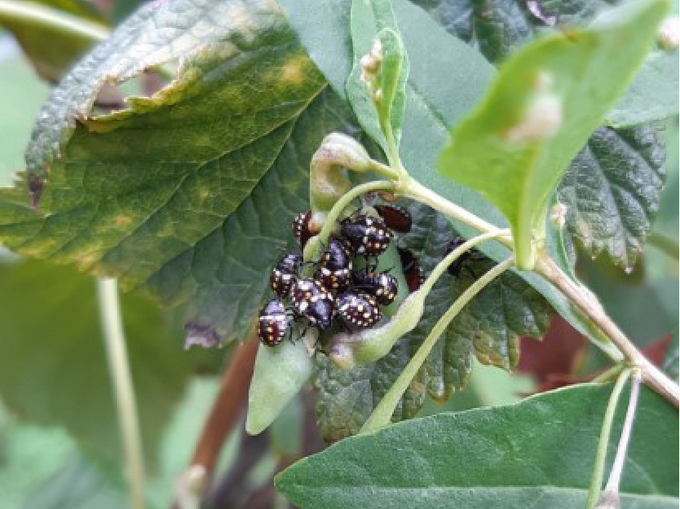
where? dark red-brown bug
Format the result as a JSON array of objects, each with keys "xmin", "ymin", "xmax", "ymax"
[
  {"xmin": 292, "ymin": 210, "xmax": 312, "ymax": 249},
  {"xmin": 290, "ymin": 278, "xmax": 335, "ymax": 329},
  {"xmin": 257, "ymin": 298, "xmax": 290, "ymax": 347},
  {"xmin": 336, "ymin": 291, "xmax": 382, "ymax": 330},
  {"xmin": 398, "ymin": 246, "xmax": 425, "ymax": 293},
  {"xmin": 314, "ymin": 237, "xmax": 352, "ymax": 291},
  {"xmin": 374, "ymin": 204, "xmax": 412, "ymax": 233},
  {"xmin": 352, "ymin": 271, "xmax": 399, "ymax": 305}
]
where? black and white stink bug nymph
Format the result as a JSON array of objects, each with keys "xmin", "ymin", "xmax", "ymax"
[
  {"xmin": 257, "ymin": 298, "xmax": 290, "ymax": 347},
  {"xmin": 315, "ymin": 237, "xmax": 352, "ymax": 291},
  {"xmin": 337, "ymin": 291, "xmax": 382, "ymax": 330},
  {"xmin": 352, "ymin": 271, "xmax": 399, "ymax": 306},
  {"xmin": 270, "ymin": 253, "xmax": 302, "ymax": 297},
  {"xmin": 292, "ymin": 210, "xmax": 312, "ymax": 249},
  {"xmin": 340, "ymin": 214, "xmax": 392, "ymax": 256},
  {"xmin": 290, "ymin": 278, "xmax": 335, "ymax": 329},
  {"xmin": 374, "ymin": 204, "xmax": 412, "ymax": 233}
]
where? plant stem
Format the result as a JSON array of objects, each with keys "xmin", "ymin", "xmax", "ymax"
[
  {"xmin": 403, "ymin": 171, "xmax": 679, "ymax": 408},
  {"xmin": 360, "ymin": 257, "xmax": 515, "ymax": 433},
  {"xmin": 317, "ymin": 180, "xmax": 396, "ymax": 244},
  {"xmin": 404, "ymin": 177, "xmax": 514, "ymax": 247},
  {"xmin": 0, "ymin": 0, "xmax": 109, "ymax": 41},
  {"xmin": 591, "ymin": 363, "xmax": 627, "ymax": 384},
  {"xmin": 601, "ymin": 371, "xmax": 642, "ymax": 496},
  {"xmin": 647, "ymin": 231, "xmax": 679, "ymax": 260},
  {"xmin": 536, "ymin": 254, "xmax": 679, "ymax": 408},
  {"xmin": 304, "ymin": 180, "xmax": 396, "ymax": 274},
  {"xmin": 418, "ymin": 229, "xmax": 511, "ymax": 298},
  {"xmin": 173, "ymin": 336, "xmax": 259, "ymax": 509},
  {"xmin": 586, "ymin": 368, "xmax": 632, "ymax": 509},
  {"xmin": 96, "ymin": 278, "xmax": 146, "ymax": 509}
]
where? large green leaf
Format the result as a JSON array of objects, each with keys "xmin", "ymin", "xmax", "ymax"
[
  {"xmin": 557, "ymin": 125, "xmax": 666, "ymax": 270},
  {"xmin": 439, "ymin": 0, "xmax": 668, "ymax": 269},
  {"xmin": 0, "ymin": 0, "xmax": 367, "ymax": 342},
  {"xmin": 278, "ymin": 384, "xmax": 679, "ymax": 509},
  {"xmin": 313, "ymin": 203, "xmax": 550, "ymax": 440},
  {"xmin": 0, "ymin": 259, "xmax": 217, "ymax": 466}
]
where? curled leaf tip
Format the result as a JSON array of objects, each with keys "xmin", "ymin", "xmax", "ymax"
[{"xmin": 27, "ymin": 175, "xmax": 45, "ymax": 211}]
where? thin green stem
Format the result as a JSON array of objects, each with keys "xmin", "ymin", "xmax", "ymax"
[
  {"xmin": 591, "ymin": 363, "xmax": 627, "ymax": 384},
  {"xmin": 360, "ymin": 257, "xmax": 515, "ymax": 434},
  {"xmin": 647, "ymin": 231, "xmax": 679, "ymax": 260},
  {"xmin": 404, "ymin": 177, "xmax": 514, "ymax": 248},
  {"xmin": 418, "ymin": 229, "xmax": 511, "ymax": 297},
  {"xmin": 602, "ymin": 370, "xmax": 642, "ymax": 494},
  {"xmin": 97, "ymin": 278, "xmax": 146, "ymax": 509},
  {"xmin": 586, "ymin": 368, "xmax": 632, "ymax": 509},
  {"xmin": 0, "ymin": 0, "xmax": 109, "ymax": 41},
  {"xmin": 317, "ymin": 180, "xmax": 396, "ymax": 244}
]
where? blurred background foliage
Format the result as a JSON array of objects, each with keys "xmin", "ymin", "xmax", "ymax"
[{"xmin": 0, "ymin": 0, "xmax": 677, "ymax": 508}]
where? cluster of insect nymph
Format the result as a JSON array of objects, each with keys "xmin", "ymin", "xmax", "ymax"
[
  {"xmin": 257, "ymin": 194, "xmax": 422, "ymax": 348},
  {"xmin": 257, "ymin": 192, "xmax": 489, "ymax": 348}
]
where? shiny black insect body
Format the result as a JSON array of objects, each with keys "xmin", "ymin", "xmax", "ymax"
[
  {"xmin": 270, "ymin": 253, "xmax": 302, "ymax": 297},
  {"xmin": 290, "ymin": 278, "xmax": 335, "ymax": 329},
  {"xmin": 314, "ymin": 237, "xmax": 352, "ymax": 291},
  {"xmin": 446, "ymin": 236, "xmax": 485, "ymax": 277},
  {"xmin": 374, "ymin": 204, "xmax": 412, "ymax": 233},
  {"xmin": 257, "ymin": 298, "xmax": 290, "ymax": 347},
  {"xmin": 397, "ymin": 246, "xmax": 425, "ymax": 293},
  {"xmin": 340, "ymin": 214, "xmax": 392, "ymax": 256},
  {"xmin": 292, "ymin": 210, "xmax": 312, "ymax": 249},
  {"xmin": 352, "ymin": 271, "xmax": 399, "ymax": 306},
  {"xmin": 336, "ymin": 291, "xmax": 382, "ymax": 330}
]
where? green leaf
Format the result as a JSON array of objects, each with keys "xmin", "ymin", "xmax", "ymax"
[
  {"xmin": 439, "ymin": 0, "xmax": 668, "ymax": 269},
  {"xmin": 607, "ymin": 49, "xmax": 680, "ymax": 128},
  {"xmin": 444, "ymin": 256, "xmax": 551, "ymax": 388},
  {"xmin": 0, "ymin": 0, "xmax": 364, "ymax": 343},
  {"xmin": 413, "ymin": 0, "xmax": 679, "ymax": 127},
  {"xmin": 246, "ymin": 340, "xmax": 313, "ymax": 436},
  {"xmin": 0, "ymin": 0, "xmax": 106, "ymax": 81},
  {"xmin": 313, "ymin": 204, "xmax": 550, "ymax": 440},
  {"xmin": 278, "ymin": 384, "xmax": 679, "ymax": 509},
  {"xmin": 21, "ymin": 453, "xmax": 127, "ymax": 509},
  {"xmin": 346, "ymin": 0, "xmax": 409, "ymax": 152},
  {"xmin": 0, "ymin": 259, "xmax": 217, "ymax": 466},
  {"xmin": 557, "ymin": 125, "xmax": 666, "ymax": 270},
  {"xmin": 0, "ymin": 415, "xmax": 75, "ymax": 509}
]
